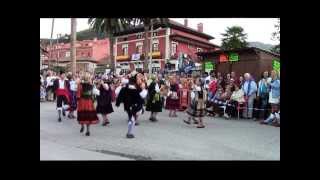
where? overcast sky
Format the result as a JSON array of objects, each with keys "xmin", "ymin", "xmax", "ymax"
[{"xmin": 40, "ymin": 18, "xmax": 279, "ymax": 46}]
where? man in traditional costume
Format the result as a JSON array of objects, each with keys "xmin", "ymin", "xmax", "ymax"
[
  {"xmin": 53, "ymin": 71, "xmax": 70, "ymax": 122},
  {"xmin": 116, "ymin": 71, "xmax": 148, "ymax": 138}
]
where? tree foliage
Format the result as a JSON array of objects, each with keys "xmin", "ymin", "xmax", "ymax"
[{"xmin": 221, "ymin": 26, "xmax": 248, "ymax": 50}]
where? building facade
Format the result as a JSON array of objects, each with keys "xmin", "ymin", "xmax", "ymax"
[
  {"xmin": 114, "ymin": 19, "xmax": 219, "ymax": 74},
  {"xmin": 197, "ymin": 47, "xmax": 280, "ymax": 81},
  {"xmin": 43, "ymin": 38, "xmax": 110, "ymax": 73}
]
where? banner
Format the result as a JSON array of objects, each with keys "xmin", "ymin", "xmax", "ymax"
[
  {"xmin": 229, "ymin": 52, "xmax": 239, "ymax": 62},
  {"xmin": 272, "ymin": 59, "xmax": 280, "ymax": 73},
  {"xmin": 219, "ymin": 54, "xmax": 228, "ymax": 62},
  {"xmin": 204, "ymin": 61, "xmax": 215, "ymax": 71},
  {"xmin": 131, "ymin": 53, "xmax": 141, "ymax": 61}
]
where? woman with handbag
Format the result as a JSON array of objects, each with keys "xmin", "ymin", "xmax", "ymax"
[
  {"xmin": 183, "ymin": 78, "xmax": 207, "ymax": 128},
  {"xmin": 165, "ymin": 76, "xmax": 180, "ymax": 117}
]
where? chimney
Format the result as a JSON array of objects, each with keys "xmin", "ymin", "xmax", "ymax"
[
  {"xmin": 197, "ymin": 23, "xmax": 203, "ymax": 33},
  {"xmin": 184, "ymin": 19, "xmax": 188, "ymax": 27}
]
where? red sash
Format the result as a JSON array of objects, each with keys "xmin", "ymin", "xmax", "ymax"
[{"xmin": 56, "ymin": 88, "xmax": 70, "ymax": 104}]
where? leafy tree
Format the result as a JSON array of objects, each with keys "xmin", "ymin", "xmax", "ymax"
[
  {"xmin": 88, "ymin": 18, "xmax": 134, "ymax": 71},
  {"xmin": 271, "ymin": 18, "xmax": 280, "ymax": 54},
  {"xmin": 221, "ymin": 26, "xmax": 248, "ymax": 50}
]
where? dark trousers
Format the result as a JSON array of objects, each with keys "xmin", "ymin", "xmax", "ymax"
[
  {"xmin": 225, "ymin": 100, "xmax": 239, "ymax": 117},
  {"xmin": 56, "ymin": 95, "xmax": 68, "ymax": 109},
  {"xmin": 259, "ymin": 96, "xmax": 269, "ymax": 119}
]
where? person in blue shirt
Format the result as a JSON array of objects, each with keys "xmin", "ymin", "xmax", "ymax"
[
  {"xmin": 241, "ymin": 73, "xmax": 257, "ymax": 119},
  {"xmin": 261, "ymin": 70, "xmax": 280, "ymax": 126}
]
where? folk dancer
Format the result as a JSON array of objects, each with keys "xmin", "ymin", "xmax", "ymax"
[
  {"xmin": 184, "ymin": 78, "xmax": 207, "ymax": 128},
  {"xmin": 77, "ymin": 73, "xmax": 99, "ymax": 136},
  {"xmin": 116, "ymin": 73, "xmax": 148, "ymax": 138},
  {"xmin": 53, "ymin": 71, "xmax": 70, "ymax": 122}
]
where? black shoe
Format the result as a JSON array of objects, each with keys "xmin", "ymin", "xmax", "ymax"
[
  {"xmin": 102, "ymin": 121, "xmax": 110, "ymax": 126},
  {"xmin": 150, "ymin": 117, "xmax": 157, "ymax": 122},
  {"xmin": 183, "ymin": 120, "xmax": 191, "ymax": 125},
  {"xmin": 80, "ymin": 126, "xmax": 84, "ymax": 133},
  {"xmin": 126, "ymin": 134, "xmax": 135, "ymax": 138},
  {"xmin": 85, "ymin": 131, "xmax": 90, "ymax": 136},
  {"xmin": 135, "ymin": 122, "xmax": 139, "ymax": 126},
  {"xmin": 58, "ymin": 117, "xmax": 62, "ymax": 122},
  {"xmin": 62, "ymin": 110, "xmax": 66, "ymax": 117}
]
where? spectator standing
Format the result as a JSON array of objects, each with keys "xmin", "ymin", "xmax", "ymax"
[{"xmin": 242, "ymin": 73, "xmax": 257, "ymax": 119}]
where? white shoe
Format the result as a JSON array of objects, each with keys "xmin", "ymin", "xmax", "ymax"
[{"xmin": 224, "ymin": 114, "xmax": 230, "ymax": 119}]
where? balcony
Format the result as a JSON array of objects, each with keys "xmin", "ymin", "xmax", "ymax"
[
  {"xmin": 116, "ymin": 55, "xmax": 130, "ymax": 61},
  {"xmin": 147, "ymin": 51, "xmax": 161, "ymax": 58}
]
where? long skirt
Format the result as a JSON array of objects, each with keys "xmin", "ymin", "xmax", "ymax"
[
  {"xmin": 165, "ymin": 97, "xmax": 180, "ymax": 110},
  {"xmin": 77, "ymin": 98, "xmax": 99, "ymax": 125},
  {"xmin": 96, "ymin": 103, "xmax": 114, "ymax": 115},
  {"xmin": 187, "ymin": 99, "xmax": 206, "ymax": 117}
]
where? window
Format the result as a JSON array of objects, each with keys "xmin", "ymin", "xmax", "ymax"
[
  {"xmin": 197, "ymin": 48, "xmax": 202, "ymax": 52},
  {"xmin": 188, "ymin": 44, "xmax": 194, "ymax": 49},
  {"xmin": 88, "ymin": 52, "xmax": 91, "ymax": 57},
  {"xmin": 152, "ymin": 42, "xmax": 159, "ymax": 52},
  {"xmin": 122, "ymin": 44, "xmax": 128, "ymax": 56},
  {"xmin": 136, "ymin": 45, "xmax": 143, "ymax": 54},
  {"xmin": 171, "ymin": 42, "xmax": 177, "ymax": 56},
  {"xmin": 152, "ymin": 32, "xmax": 157, "ymax": 37},
  {"xmin": 136, "ymin": 33, "xmax": 143, "ymax": 39},
  {"xmin": 136, "ymin": 42, "xmax": 143, "ymax": 54},
  {"xmin": 123, "ymin": 37, "xmax": 128, "ymax": 41},
  {"xmin": 65, "ymin": 51, "xmax": 70, "ymax": 57}
]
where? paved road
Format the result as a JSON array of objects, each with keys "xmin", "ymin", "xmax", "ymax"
[{"xmin": 40, "ymin": 101, "xmax": 280, "ymax": 160}]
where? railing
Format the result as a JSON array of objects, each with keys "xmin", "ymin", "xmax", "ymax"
[{"xmin": 116, "ymin": 55, "xmax": 130, "ymax": 61}]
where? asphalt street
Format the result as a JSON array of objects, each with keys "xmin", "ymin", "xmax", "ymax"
[{"xmin": 40, "ymin": 101, "xmax": 280, "ymax": 160}]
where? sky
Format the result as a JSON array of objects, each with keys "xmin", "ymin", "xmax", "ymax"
[{"xmin": 40, "ymin": 18, "xmax": 279, "ymax": 46}]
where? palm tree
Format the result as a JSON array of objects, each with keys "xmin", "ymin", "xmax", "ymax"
[
  {"xmin": 88, "ymin": 18, "xmax": 134, "ymax": 72},
  {"xmin": 135, "ymin": 18, "xmax": 169, "ymax": 73},
  {"xmin": 71, "ymin": 18, "xmax": 77, "ymax": 75}
]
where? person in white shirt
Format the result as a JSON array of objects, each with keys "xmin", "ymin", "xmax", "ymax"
[
  {"xmin": 46, "ymin": 72, "xmax": 55, "ymax": 101},
  {"xmin": 67, "ymin": 73, "xmax": 77, "ymax": 119},
  {"xmin": 224, "ymin": 83, "xmax": 245, "ymax": 118}
]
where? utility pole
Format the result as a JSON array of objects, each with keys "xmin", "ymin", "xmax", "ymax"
[
  {"xmin": 149, "ymin": 20, "xmax": 153, "ymax": 74},
  {"xmin": 49, "ymin": 18, "xmax": 55, "ymax": 70},
  {"xmin": 71, "ymin": 18, "xmax": 77, "ymax": 75},
  {"xmin": 56, "ymin": 34, "xmax": 60, "ymax": 69}
]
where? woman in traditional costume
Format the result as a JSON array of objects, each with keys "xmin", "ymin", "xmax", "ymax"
[
  {"xmin": 96, "ymin": 79, "xmax": 114, "ymax": 126},
  {"xmin": 184, "ymin": 78, "xmax": 207, "ymax": 128},
  {"xmin": 77, "ymin": 73, "xmax": 99, "ymax": 136},
  {"xmin": 146, "ymin": 75, "xmax": 162, "ymax": 122}
]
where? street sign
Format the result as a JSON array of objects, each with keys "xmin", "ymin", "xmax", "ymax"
[
  {"xmin": 219, "ymin": 54, "xmax": 228, "ymax": 62},
  {"xmin": 229, "ymin": 53, "xmax": 239, "ymax": 62}
]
